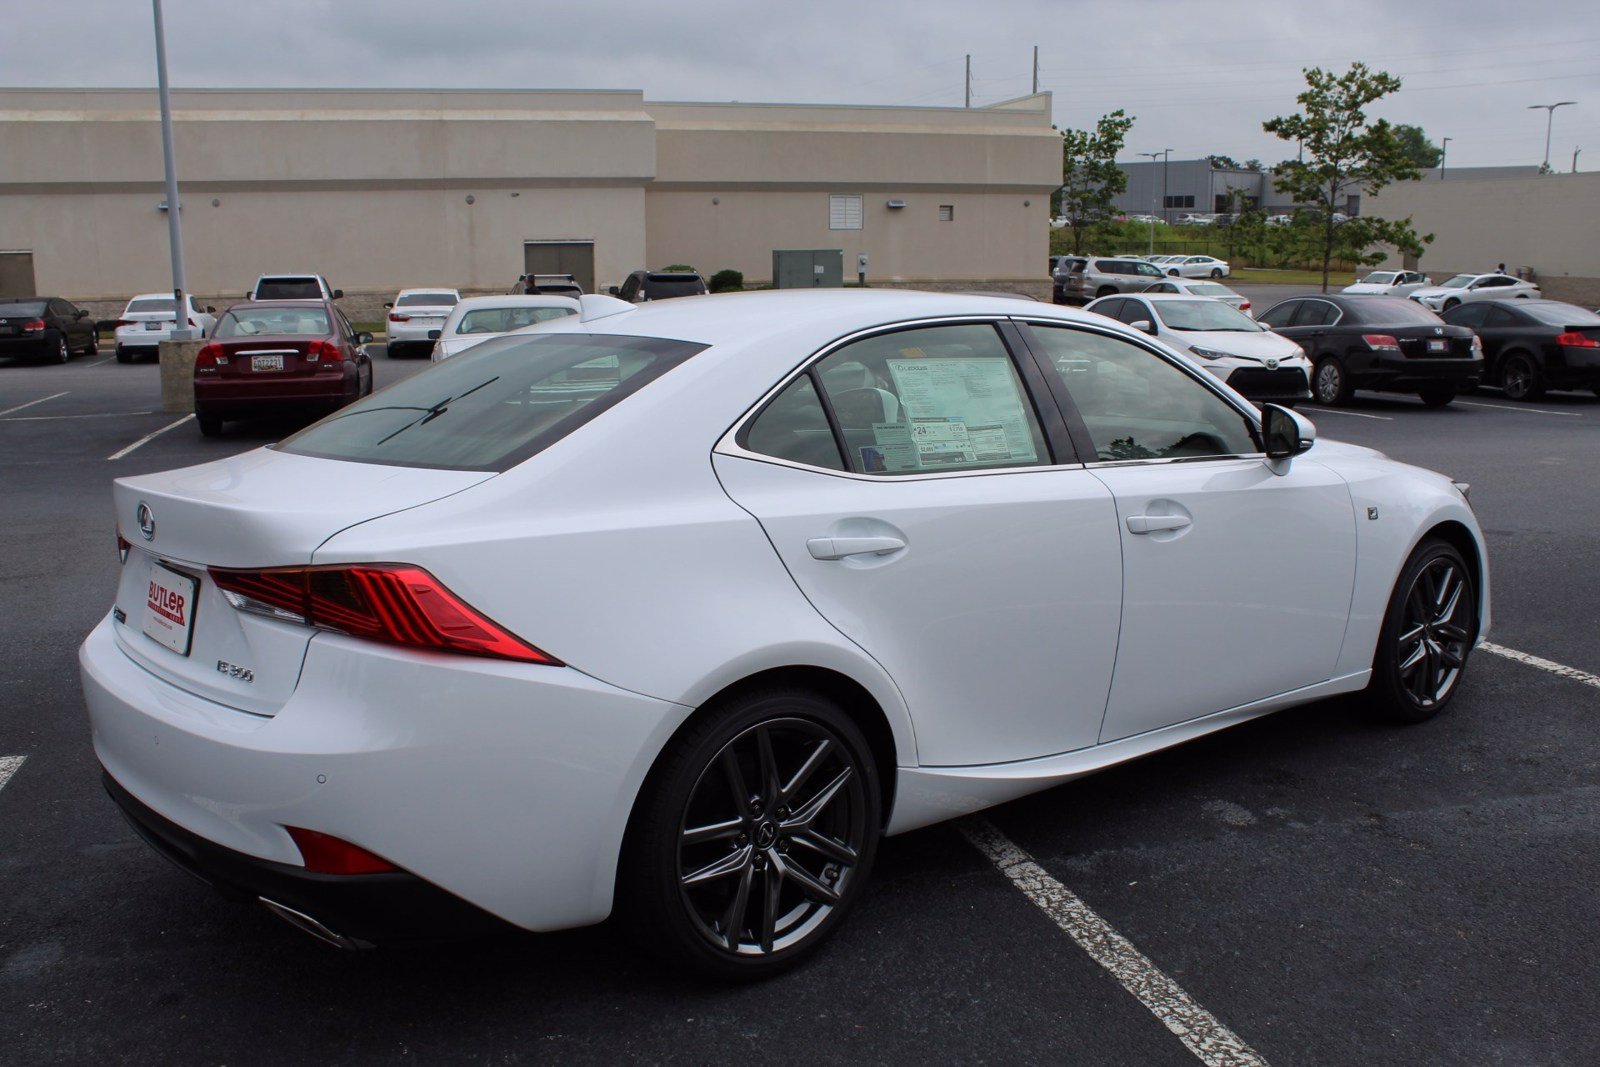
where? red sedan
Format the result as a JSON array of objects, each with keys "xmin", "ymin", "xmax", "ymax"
[{"xmin": 193, "ymin": 301, "xmax": 373, "ymax": 436}]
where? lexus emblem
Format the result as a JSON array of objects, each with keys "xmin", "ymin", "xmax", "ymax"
[
  {"xmin": 1265, "ymin": 358, "xmax": 1279, "ymax": 370},
  {"xmin": 135, "ymin": 501, "xmax": 156, "ymax": 541}
]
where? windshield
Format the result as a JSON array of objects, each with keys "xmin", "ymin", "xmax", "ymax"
[
  {"xmin": 0, "ymin": 301, "xmax": 47, "ymax": 317},
  {"xmin": 1153, "ymin": 301, "xmax": 1261, "ymax": 332},
  {"xmin": 1439, "ymin": 275, "xmax": 1474, "ymax": 289},
  {"xmin": 455, "ymin": 306, "xmax": 577, "ymax": 334},
  {"xmin": 127, "ymin": 298, "xmax": 178, "ymax": 314},
  {"xmin": 278, "ymin": 333, "xmax": 705, "ymax": 471},
  {"xmin": 1359, "ymin": 273, "xmax": 1398, "ymax": 285},
  {"xmin": 215, "ymin": 307, "xmax": 332, "ymax": 337},
  {"xmin": 396, "ymin": 292, "xmax": 458, "ymax": 308}
]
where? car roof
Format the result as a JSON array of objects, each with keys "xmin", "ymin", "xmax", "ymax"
[
  {"xmin": 396, "ymin": 287, "xmax": 460, "ymax": 297},
  {"xmin": 127, "ymin": 292, "xmax": 190, "ymax": 301},
  {"xmin": 453, "ymin": 295, "xmax": 581, "ymax": 311},
  {"xmin": 255, "ymin": 273, "xmax": 324, "ymax": 280}
]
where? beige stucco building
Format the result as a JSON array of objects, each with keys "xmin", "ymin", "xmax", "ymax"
[{"xmin": 0, "ymin": 88, "xmax": 1060, "ymax": 311}]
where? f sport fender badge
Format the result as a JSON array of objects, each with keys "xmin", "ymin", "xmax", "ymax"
[
  {"xmin": 216, "ymin": 660, "xmax": 255, "ymax": 684},
  {"xmin": 135, "ymin": 501, "xmax": 156, "ymax": 541}
]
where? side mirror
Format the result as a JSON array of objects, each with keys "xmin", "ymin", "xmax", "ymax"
[
  {"xmin": 75, "ymin": 309, "xmax": 90, "ymax": 319},
  {"xmin": 332, "ymin": 289, "xmax": 344, "ymax": 299},
  {"xmin": 427, "ymin": 329, "xmax": 441, "ymax": 341},
  {"xmin": 1129, "ymin": 319, "xmax": 1157, "ymax": 335},
  {"xmin": 383, "ymin": 302, "xmax": 394, "ymax": 309},
  {"xmin": 205, "ymin": 306, "xmax": 216, "ymax": 314},
  {"xmin": 356, "ymin": 331, "xmax": 374, "ymax": 345},
  {"xmin": 1262, "ymin": 403, "xmax": 1315, "ymax": 469},
  {"xmin": 607, "ymin": 286, "xmax": 621, "ymax": 296}
]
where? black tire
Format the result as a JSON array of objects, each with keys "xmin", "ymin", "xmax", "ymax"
[
  {"xmin": 1500, "ymin": 351, "xmax": 1545, "ymax": 401},
  {"xmin": 1442, "ymin": 298, "xmax": 1461, "ymax": 311},
  {"xmin": 1167, "ymin": 269, "xmax": 1179, "ymax": 277},
  {"xmin": 53, "ymin": 335, "xmax": 70, "ymax": 364},
  {"xmin": 1312, "ymin": 356, "xmax": 1352, "ymax": 405},
  {"xmin": 115, "ymin": 345, "xmax": 132, "ymax": 364},
  {"xmin": 1210, "ymin": 268, "xmax": 1223, "ymax": 279},
  {"xmin": 196, "ymin": 412, "xmax": 224, "ymax": 437},
  {"xmin": 1095, "ymin": 286, "xmax": 1116, "ymax": 299},
  {"xmin": 85, "ymin": 330, "xmax": 98, "ymax": 356},
  {"xmin": 1417, "ymin": 384, "xmax": 1457, "ymax": 408},
  {"xmin": 1367, "ymin": 538, "xmax": 1477, "ymax": 723},
  {"xmin": 621, "ymin": 686, "xmax": 881, "ymax": 981}
]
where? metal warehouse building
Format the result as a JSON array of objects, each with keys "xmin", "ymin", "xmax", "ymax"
[{"xmin": 0, "ymin": 88, "xmax": 1061, "ymax": 308}]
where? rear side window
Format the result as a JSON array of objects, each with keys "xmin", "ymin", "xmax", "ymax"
[
  {"xmin": 256, "ymin": 278, "xmax": 322, "ymax": 300},
  {"xmin": 1443, "ymin": 303, "xmax": 1490, "ymax": 328},
  {"xmin": 278, "ymin": 334, "xmax": 706, "ymax": 471},
  {"xmin": 1293, "ymin": 301, "xmax": 1340, "ymax": 327},
  {"xmin": 742, "ymin": 375, "xmax": 845, "ymax": 471}
]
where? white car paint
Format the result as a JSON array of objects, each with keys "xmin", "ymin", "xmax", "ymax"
[
  {"xmin": 1342, "ymin": 271, "xmax": 1431, "ymax": 297},
  {"xmin": 79, "ymin": 289, "xmax": 1486, "ymax": 953},
  {"xmin": 1136, "ymin": 277, "xmax": 1253, "ymax": 315},
  {"xmin": 1410, "ymin": 273, "xmax": 1541, "ymax": 311},
  {"xmin": 384, "ymin": 288, "xmax": 460, "ymax": 357},
  {"xmin": 429, "ymin": 294, "xmax": 581, "ymax": 360},
  {"xmin": 114, "ymin": 293, "xmax": 217, "ymax": 356},
  {"xmin": 1166, "ymin": 256, "xmax": 1231, "ymax": 279}
]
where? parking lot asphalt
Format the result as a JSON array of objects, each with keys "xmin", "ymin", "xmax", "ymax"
[{"xmin": 3, "ymin": 333, "xmax": 1598, "ymax": 1065}]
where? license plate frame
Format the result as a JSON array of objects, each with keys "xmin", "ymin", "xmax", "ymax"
[
  {"xmin": 251, "ymin": 353, "xmax": 285, "ymax": 372},
  {"xmin": 1427, "ymin": 338, "xmax": 1448, "ymax": 353},
  {"xmin": 142, "ymin": 563, "xmax": 198, "ymax": 656},
  {"xmin": 143, "ymin": 321, "xmax": 164, "ymax": 331}
]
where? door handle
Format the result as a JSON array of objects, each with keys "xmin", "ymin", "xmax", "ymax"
[
  {"xmin": 807, "ymin": 535, "xmax": 906, "ymax": 560},
  {"xmin": 1126, "ymin": 514, "xmax": 1191, "ymax": 534}
]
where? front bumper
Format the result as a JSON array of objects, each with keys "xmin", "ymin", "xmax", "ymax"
[{"xmin": 80, "ymin": 614, "xmax": 690, "ymax": 935}]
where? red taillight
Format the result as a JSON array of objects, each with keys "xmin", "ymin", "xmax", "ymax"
[
  {"xmin": 388, "ymin": 312, "xmax": 410, "ymax": 323},
  {"xmin": 208, "ymin": 563, "xmax": 560, "ymax": 664},
  {"xmin": 116, "ymin": 530, "xmax": 131, "ymax": 564},
  {"xmin": 1362, "ymin": 334, "xmax": 1401, "ymax": 351},
  {"xmin": 22, "ymin": 319, "xmax": 45, "ymax": 333},
  {"xmin": 285, "ymin": 826, "xmax": 398, "ymax": 875},
  {"xmin": 305, "ymin": 338, "xmax": 341, "ymax": 362},
  {"xmin": 1556, "ymin": 331, "xmax": 1600, "ymax": 349},
  {"xmin": 1240, "ymin": 301, "xmax": 1252, "ymax": 311},
  {"xmin": 114, "ymin": 318, "xmax": 134, "ymax": 329},
  {"xmin": 194, "ymin": 342, "xmax": 223, "ymax": 368}
]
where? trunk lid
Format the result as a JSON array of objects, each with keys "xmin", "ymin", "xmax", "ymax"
[
  {"xmin": 209, "ymin": 335, "xmax": 334, "ymax": 379},
  {"xmin": 110, "ymin": 449, "xmax": 492, "ymax": 715}
]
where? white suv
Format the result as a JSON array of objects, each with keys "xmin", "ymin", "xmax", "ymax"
[
  {"xmin": 384, "ymin": 288, "xmax": 461, "ymax": 359},
  {"xmin": 113, "ymin": 293, "xmax": 217, "ymax": 363}
]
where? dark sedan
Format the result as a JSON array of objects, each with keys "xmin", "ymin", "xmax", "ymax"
[
  {"xmin": 192, "ymin": 301, "xmax": 373, "ymax": 436},
  {"xmin": 1257, "ymin": 294, "xmax": 1481, "ymax": 407},
  {"xmin": 1441, "ymin": 300, "xmax": 1600, "ymax": 401},
  {"xmin": 0, "ymin": 296, "xmax": 98, "ymax": 363}
]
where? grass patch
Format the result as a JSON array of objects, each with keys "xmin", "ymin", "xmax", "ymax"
[{"xmin": 1234, "ymin": 267, "xmax": 1358, "ymax": 287}]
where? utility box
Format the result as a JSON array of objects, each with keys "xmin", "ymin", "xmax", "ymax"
[{"xmin": 772, "ymin": 248, "xmax": 844, "ymax": 289}]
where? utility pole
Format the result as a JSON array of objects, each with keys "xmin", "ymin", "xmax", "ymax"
[
  {"xmin": 152, "ymin": 0, "xmax": 190, "ymax": 339},
  {"xmin": 1137, "ymin": 151, "xmax": 1163, "ymax": 253},
  {"xmin": 965, "ymin": 55, "xmax": 971, "ymax": 108},
  {"xmin": 1528, "ymin": 101, "xmax": 1576, "ymax": 172},
  {"xmin": 1032, "ymin": 46, "xmax": 1039, "ymax": 94},
  {"xmin": 1160, "ymin": 148, "xmax": 1172, "ymax": 225},
  {"xmin": 1440, "ymin": 137, "xmax": 1451, "ymax": 180}
]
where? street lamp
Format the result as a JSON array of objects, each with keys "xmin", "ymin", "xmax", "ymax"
[
  {"xmin": 152, "ymin": 0, "xmax": 190, "ymax": 340},
  {"xmin": 1528, "ymin": 102, "xmax": 1576, "ymax": 172},
  {"xmin": 1440, "ymin": 137, "xmax": 1452, "ymax": 180},
  {"xmin": 1137, "ymin": 151, "xmax": 1163, "ymax": 253}
]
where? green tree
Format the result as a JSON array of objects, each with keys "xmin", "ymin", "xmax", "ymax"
[
  {"xmin": 1056, "ymin": 110, "xmax": 1135, "ymax": 254},
  {"xmin": 1263, "ymin": 63, "xmax": 1431, "ymax": 291},
  {"xmin": 1392, "ymin": 124, "xmax": 1443, "ymax": 169}
]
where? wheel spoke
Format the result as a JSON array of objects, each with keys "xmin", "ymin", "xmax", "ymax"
[
  {"xmin": 782, "ymin": 766, "xmax": 853, "ymax": 831},
  {"xmin": 682, "ymin": 844, "xmax": 753, "ymax": 887},
  {"xmin": 775, "ymin": 853, "xmax": 840, "ymax": 906},
  {"xmin": 1440, "ymin": 645, "xmax": 1465, "ymax": 670},
  {"xmin": 791, "ymin": 829, "xmax": 857, "ymax": 867},
  {"xmin": 1397, "ymin": 623, "xmax": 1426, "ymax": 645},
  {"xmin": 721, "ymin": 747, "xmax": 749, "ymax": 808},
  {"xmin": 1398, "ymin": 641, "xmax": 1428, "ymax": 674},
  {"xmin": 756, "ymin": 725, "xmax": 781, "ymax": 805},
  {"xmin": 682, "ymin": 816, "xmax": 744, "ymax": 847},
  {"xmin": 1435, "ymin": 580, "xmax": 1464, "ymax": 625},
  {"xmin": 1432, "ymin": 566, "xmax": 1456, "ymax": 611},
  {"xmin": 781, "ymin": 738, "xmax": 832, "ymax": 802},
  {"xmin": 1436, "ymin": 623, "xmax": 1471, "ymax": 643},
  {"xmin": 759, "ymin": 864, "xmax": 783, "ymax": 954},
  {"xmin": 719, "ymin": 862, "xmax": 755, "ymax": 950}
]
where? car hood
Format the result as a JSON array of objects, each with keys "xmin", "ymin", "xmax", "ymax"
[
  {"xmin": 1172, "ymin": 329, "xmax": 1303, "ymax": 362},
  {"xmin": 1408, "ymin": 287, "xmax": 1458, "ymax": 300}
]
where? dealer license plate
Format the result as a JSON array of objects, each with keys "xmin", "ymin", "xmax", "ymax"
[
  {"xmin": 142, "ymin": 563, "xmax": 198, "ymax": 656},
  {"xmin": 1427, "ymin": 339, "xmax": 1448, "ymax": 353},
  {"xmin": 251, "ymin": 353, "xmax": 284, "ymax": 372},
  {"xmin": 144, "ymin": 321, "xmax": 164, "ymax": 331}
]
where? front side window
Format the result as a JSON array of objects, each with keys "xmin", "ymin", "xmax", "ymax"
[
  {"xmin": 1136, "ymin": 263, "xmax": 1165, "ymax": 277},
  {"xmin": 751, "ymin": 324, "xmax": 1050, "ymax": 476},
  {"xmin": 1483, "ymin": 306, "xmax": 1518, "ymax": 328},
  {"xmin": 279, "ymin": 333, "xmax": 705, "ymax": 471},
  {"xmin": 215, "ymin": 307, "xmax": 332, "ymax": 337},
  {"xmin": 1029, "ymin": 325, "xmax": 1257, "ymax": 462},
  {"xmin": 1257, "ymin": 301, "xmax": 1299, "ymax": 328}
]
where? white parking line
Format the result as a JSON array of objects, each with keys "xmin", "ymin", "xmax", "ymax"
[
  {"xmin": 1455, "ymin": 400, "xmax": 1582, "ymax": 417},
  {"xmin": 958, "ymin": 817, "xmax": 1268, "ymax": 1067},
  {"xmin": 0, "ymin": 391, "xmax": 68, "ymax": 417},
  {"xmin": 1307, "ymin": 408, "xmax": 1391, "ymax": 421},
  {"xmin": 2, "ymin": 410, "xmax": 156, "ymax": 422},
  {"xmin": 88, "ymin": 355, "xmax": 116, "ymax": 367},
  {"xmin": 1480, "ymin": 642, "xmax": 1600, "ymax": 690},
  {"xmin": 0, "ymin": 755, "xmax": 25, "ymax": 795},
  {"xmin": 108, "ymin": 414, "xmax": 193, "ymax": 460}
]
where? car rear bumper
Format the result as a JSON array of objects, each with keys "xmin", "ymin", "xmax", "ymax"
[
  {"xmin": 80, "ymin": 614, "xmax": 691, "ymax": 936},
  {"xmin": 0, "ymin": 333, "xmax": 54, "ymax": 356},
  {"xmin": 1351, "ymin": 354, "xmax": 1484, "ymax": 389},
  {"xmin": 194, "ymin": 370, "xmax": 356, "ymax": 414}
]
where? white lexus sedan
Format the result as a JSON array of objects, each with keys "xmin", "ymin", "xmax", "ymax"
[
  {"xmin": 1410, "ymin": 273, "xmax": 1541, "ymax": 312},
  {"xmin": 81, "ymin": 290, "xmax": 1487, "ymax": 979},
  {"xmin": 1342, "ymin": 270, "xmax": 1431, "ymax": 297},
  {"xmin": 383, "ymin": 288, "xmax": 460, "ymax": 359},
  {"xmin": 429, "ymin": 294, "xmax": 580, "ymax": 361},
  {"xmin": 1166, "ymin": 255, "xmax": 1231, "ymax": 279},
  {"xmin": 114, "ymin": 293, "xmax": 218, "ymax": 363}
]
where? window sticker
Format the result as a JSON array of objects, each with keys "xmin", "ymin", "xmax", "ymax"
[
  {"xmin": 908, "ymin": 418, "xmax": 977, "ymax": 466},
  {"xmin": 864, "ymin": 422, "xmax": 920, "ymax": 472},
  {"xmin": 886, "ymin": 358, "xmax": 1038, "ymax": 463}
]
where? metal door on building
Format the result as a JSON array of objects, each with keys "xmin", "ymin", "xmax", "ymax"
[
  {"xmin": 0, "ymin": 251, "xmax": 36, "ymax": 297},
  {"xmin": 523, "ymin": 242, "xmax": 595, "ymax": 294},
  {"xmin": 772, "ymin": 248, "xmax": 844, "ymax": 289}
]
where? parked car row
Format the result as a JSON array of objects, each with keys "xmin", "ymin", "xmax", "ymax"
[{"xmin": 0, "ymin": 296, "xmax": 99, "ymax": 363}]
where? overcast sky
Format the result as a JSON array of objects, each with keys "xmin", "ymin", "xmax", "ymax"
[{"xmin": 3, "ymin": 0, "xmax": 1597, "ymax": 171}]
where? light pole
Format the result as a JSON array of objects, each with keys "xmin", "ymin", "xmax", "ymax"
[
  {"xmin": 152, "ymin": 0, "xmax": 190, "ymax": 340},
  {"xmin": 1440, "ymin": 137, "xmax": 1452, "ymax": 180},
  {"xmin": 1137, "ymin": 151, "xmax": 1163, "ymax": 253},
  {"xmin": 1573, "ymin": 146, "xmax": 1582, "ymax": 173},
  {"xmin": 1157, "ymin": 148, "xmax": 1172, "ymax": 225},
  {"xmin": 1528, "ymin": 101, "xmax": 1576, "ymax": 172}
]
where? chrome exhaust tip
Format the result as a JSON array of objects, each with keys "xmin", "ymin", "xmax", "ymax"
[{"xmin": 258, "ymin": 897, "xmax": 374, "ymax": 951}]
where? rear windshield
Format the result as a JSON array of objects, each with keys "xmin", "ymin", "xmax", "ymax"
[
  {"xmin": 396, "ymin": 292, "xmax": 458, "ymax": 307},
  {"xmin": 0, "ymin": 301, "xmax": 46, "ymax": 317},
  {"xmin": 1187, "ymin": 283, "xmax": 1232, "ymax": 297},
  {"xmin": 127, "ymin": 298, "xmax": 178, "ymax": 314},
  {"xmin": 644, "ymin": 275, "xmax": 706, "ymax": 297},
  {"xmin": 1346, "ymin": 298, "xmax": 1442, "ymax": 325},
  {"xmin": 1521, "ymin": 303, "xmax": 1600, "ymax": 326},
  {"xmin": 456, "ymin": 306, "xmax": 576, "ymax": 334},
  {"xmin": 215, "ymin": 307, "xmax": 332, "ymax": 337},
  {"xmin": 255, "ymin": 278, "xmax": 322, "ymax": 299},
  {"xmin": 277, "ymin": 333, "xmax": 706, "ymax": 471}
]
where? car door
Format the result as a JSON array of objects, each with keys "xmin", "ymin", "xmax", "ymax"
[
  {"xmin": 1017, "ymin": 320, "xmax": 1358, "ymax": 742},
  {"xmin": 1474, "ymin": 304, "xmax": 1522, "ymax": 377},
  {"xmin": 713, "ymin": 320, "xmax": 1125, "ymax": 766}
]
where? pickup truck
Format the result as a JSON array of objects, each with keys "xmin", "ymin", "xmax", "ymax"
[{"xmin": 248, "ymin": 274, "xmax": 343, "ymax": 301}]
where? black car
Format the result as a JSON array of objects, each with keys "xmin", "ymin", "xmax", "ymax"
[
  {"xmin": 610, "ymin": 271, "xmax": 708, "ymax": 302},
  {"xmin": 514, "ymin": 273, "xmax": 584, "ymax": 298},
  {"xmin": 0, "ymin": 296, "xmax": 98, "ymax": 364},
  {"xmin": 1257, "ymin": 294, "xmax": 1480, "ymax": 407},
  {"xmin": 1440, "ymin": 300, "xmax": 1600, "ymax": 401}
]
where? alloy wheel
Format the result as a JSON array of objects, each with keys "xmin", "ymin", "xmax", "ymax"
[
  {"xmin": 1395, "ymin": 557, "xmax": 1471, "ymax": 709},
  {"xmin": 676, "ymin": 717, "xmax": 867, "ymax": 957},
  {"xmin": 1315, "ymin": 361, "xmax": 1344, "ymax": 404}
]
